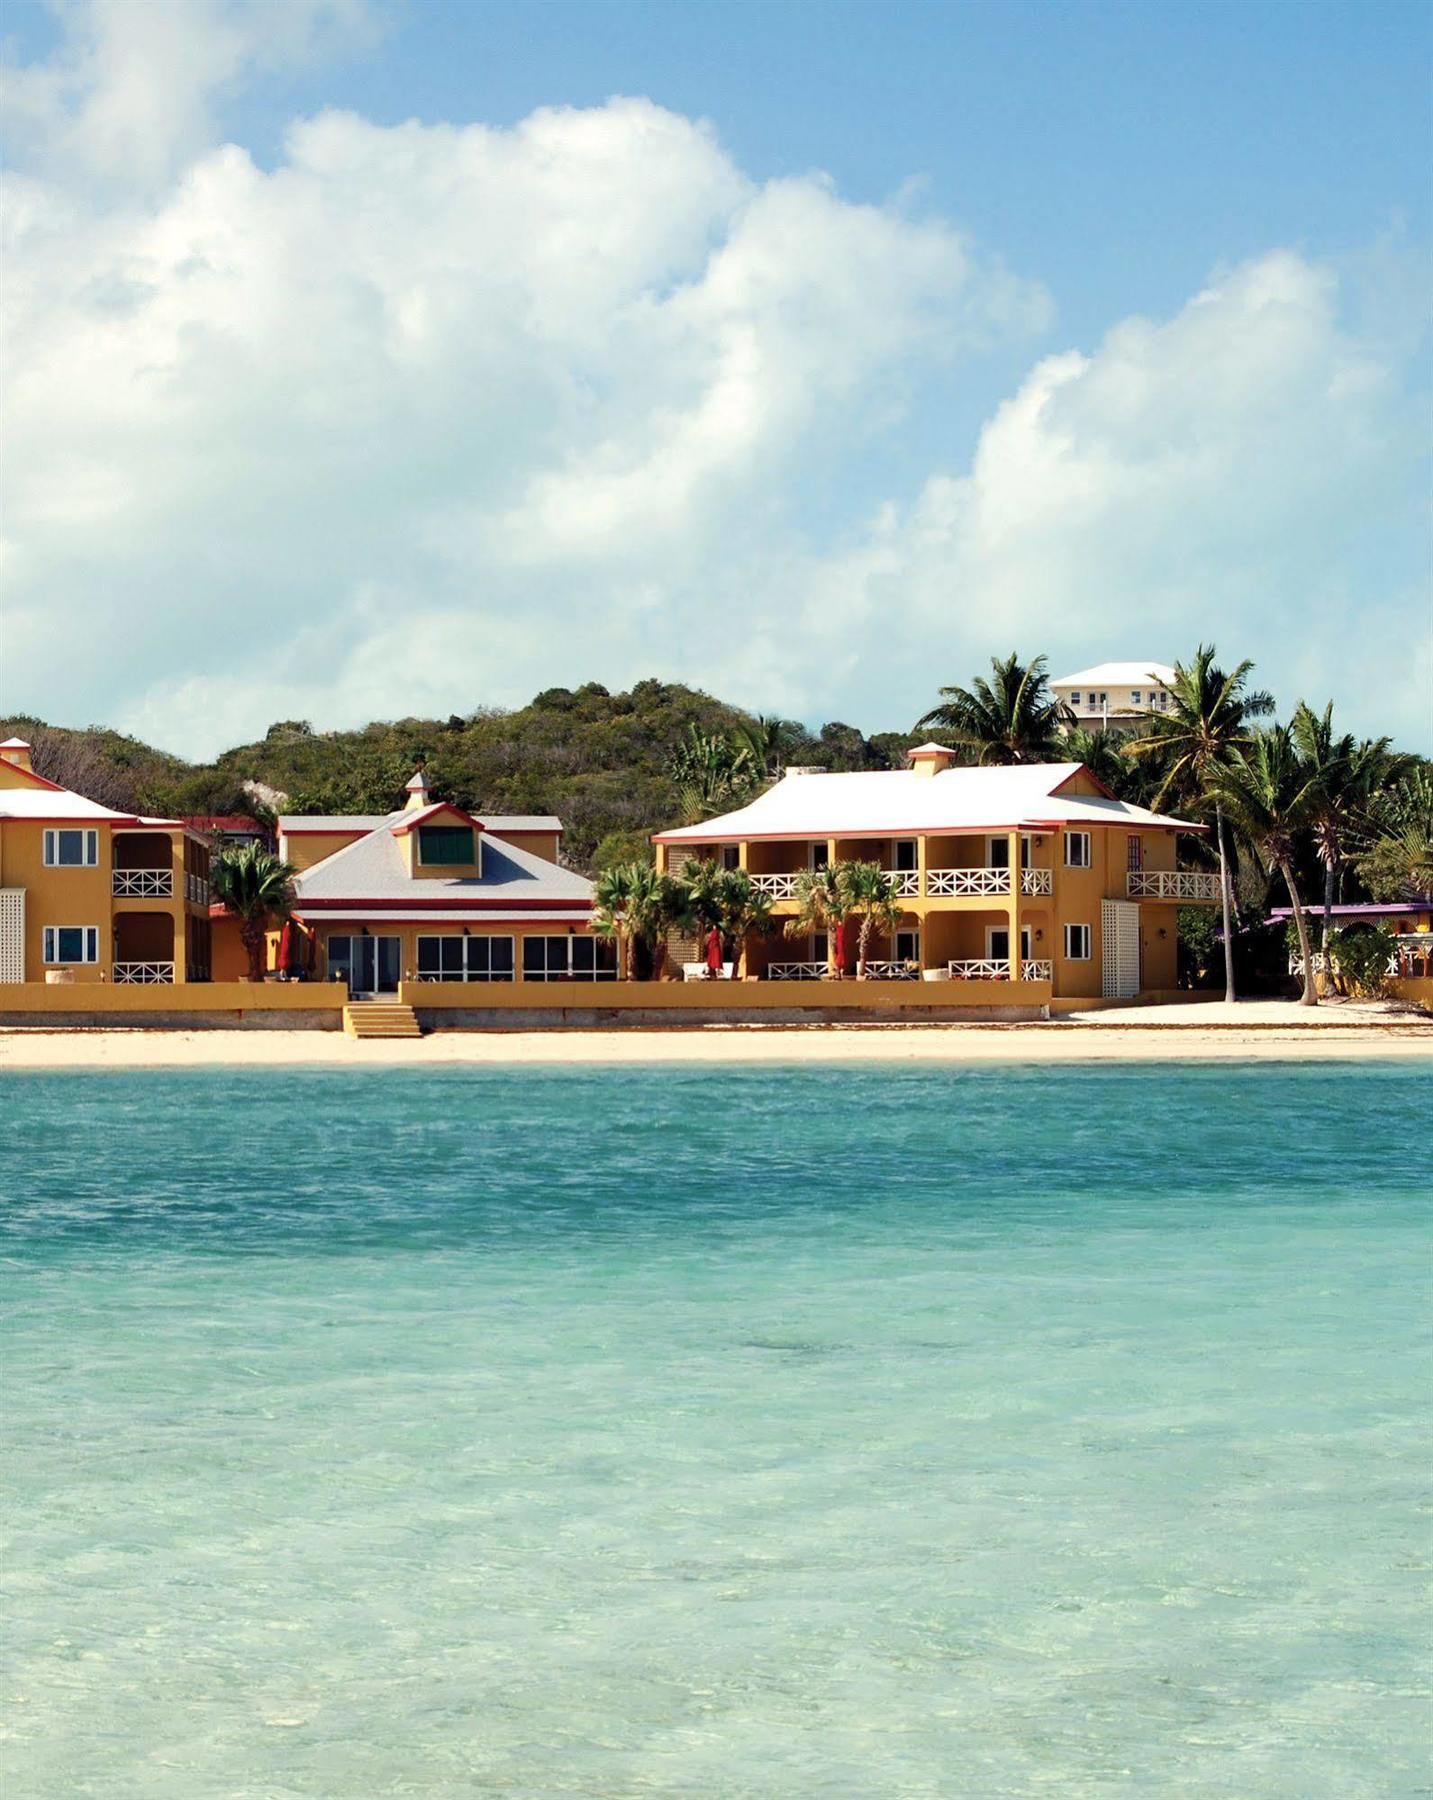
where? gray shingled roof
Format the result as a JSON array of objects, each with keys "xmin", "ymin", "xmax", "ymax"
[
  {"xmin": 294, "ymin": 814, "xmax": 592, "ymax": 908},
  {"xmin": 280, "ymin": 812, "xmax": 560, "ymax": 834}
]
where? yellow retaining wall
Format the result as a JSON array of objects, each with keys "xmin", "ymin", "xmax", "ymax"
[
  {"xmin": 0, "ymin": 982, "xmax": 348, "ymax": 1025},
  {"xmin": 1388, "ymin": 976, "xmax": 1433, "ymax": 1011},
  {"xmin": 401, "ymin": 978, "xmax": 1052, "ymax": 1021}
]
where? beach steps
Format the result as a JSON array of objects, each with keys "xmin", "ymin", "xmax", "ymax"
[{"xmin": 344, "ymin": 1002, "xmax": 423, "ymax": 1041}]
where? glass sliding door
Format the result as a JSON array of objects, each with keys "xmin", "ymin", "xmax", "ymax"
[{"xmin": 327, "ymin": 934, "xmax": 402, "ymax": 996}]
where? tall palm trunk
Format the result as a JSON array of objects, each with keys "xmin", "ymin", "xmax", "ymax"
[
  {"xmin": 239, "ymin": 917, "xmax": 266, "ymax": 981},
  {"xmin": 1322, "ymin": 862, "xmax": 1336, "ymax": 953},
  {"xmin": 1215, "ymin": 804, "xmax": 1237, "ymax": 1004},
  {"xmin": 1280, "ymin": 861, "xmax": 1318, "ymax": 1006}
]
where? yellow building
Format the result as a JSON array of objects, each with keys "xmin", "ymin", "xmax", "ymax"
[
  {"xmin": 653, "ymin": 745, "xmax": 1218, "ymax": 1000},
  {"xmin": 0, "ymin": 737, "xmax": 212, "ymax": 984},
  {"xmin": 273, "ymin": 771, "xmax": 606, "ymax": 996}
]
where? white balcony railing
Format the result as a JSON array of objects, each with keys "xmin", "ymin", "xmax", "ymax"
[
  {"xmin": 927, "ymin": 869, "xmax": 1011, "ymax": 898},
  {"xmin": 112, "ymin": 961, "xmax": 175, "ymax": 984},
  {"xmin": 861, "ymin": 960, "xmax": 919, "ymax": 980},
  {"xmin": 1128, "ymin": 870, "xmax": 1220, "ymax": 901},
  {"xmin": 750, "ymin": 873, "xmax": 802, "ymax": 899},
  {"xmin": 891, "ymin": 870, "xmax": 920, "ymax": 897},
  {"xmin": 1021, "ymin": 960, "xmax": 1053, "ymax": 981},
  {"xmin": 1290, "ymin": 953, "xmax": 1398, "ymax": 977},
  {"xmin": 947, "ymin": 959, "xmax": 1010, "ymax": 980},
  {"xmin": 1021, "ymin": 868, "xmax": 1053, "ymax": 896},
  {"xmin": 112, "ymin": 869, "xmax": 172, "ymax": 898},
  {"xmin": 767, "ymin": 962, "xmax": 827, "ymax": 980}
]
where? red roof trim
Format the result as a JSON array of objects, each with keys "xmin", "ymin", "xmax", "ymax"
[
  {"xmin": 2, "ymin": 811, "xmax": 148, "ymax": 826},
  {"xmin": 279, "ymin": 826, "xmax": 372, "ymax": 837},
  {"xmin": 1051, "ymin": 766, "xmax": 1118, "ymax": 802},
  {"xmin": 390, "ymin": 805, "xmax": 487, "ymax": 837},
  {"xmin": 0, "ymin": 761, "xmax": 70, "ymax": 793},
  {"xmin": 293, "ymin": 896, "xmax": 589, "ymax": 911}
]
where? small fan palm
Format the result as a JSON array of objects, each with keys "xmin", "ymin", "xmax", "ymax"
[
  {"xmin": 786, "ymin": 864, "xmax": 851, "ymax": 977},
  {"xmin": 843, "ymin": 862, "xmax": 904, "ymax": 978},
  {"xmin": 210, "ymin": 844, "xmax": 296, "ymax": 981}
]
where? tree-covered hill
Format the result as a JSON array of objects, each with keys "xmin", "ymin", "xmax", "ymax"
[{"xmin": 3, "ymin": 681, "xmax": 918, "ymax": 872}]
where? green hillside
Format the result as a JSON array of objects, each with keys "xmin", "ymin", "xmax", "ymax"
[{"xmin": 3, "ymin": 681, "xmax": 917, "ymax": 872}]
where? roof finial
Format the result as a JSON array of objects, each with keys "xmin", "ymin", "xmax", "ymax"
[{"xmin": 404, "ymin": 766, "xmax": 431, "ymax": 812}]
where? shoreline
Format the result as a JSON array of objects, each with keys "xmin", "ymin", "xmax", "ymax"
[{"xmin": 2, "ymin": 1008, "xmax": 1429, "ymax": 1070}]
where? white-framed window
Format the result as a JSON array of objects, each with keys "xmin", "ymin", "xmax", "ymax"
[
  {"xmin": 1127, "ymin": 835, "xmax": 1142, "ymax": 872},
  {"xmin": 416, "ymin": 934, "xmax": 514, "ymax": 983},
  {"xmin": 43, "ymin": 925, "xmax": 99, "ymax": 964},
  {"xmin": 522, "ymin": 935, "xmax": 617, "ymax": 981},
  {"xmin": 43, "ymin": 829, "xmax": 98, "ymax": 868},
  {"xmin": 986, "ymin": 834, "xmax": 1032, "ymax": 870},
  {"xmin": 1064, "ymin": 923, "xmax": 1091, "ymax": 961},
  {"xmin": 1065, "ymin": 831, "xmax": 1092, "ymax": 869},
  {"xmin": 986, "ymin": 925, "xmax": 1032, "ymax": 962},
  {"xmin": 894, "ymin": 928, "xmax": 920, "ymax": 964},
  {"xmin": 809, "ymin": 842, "xmax": 830, "ymax": 871},
  {"xmin": 1131, "ymin": 691, "xmax": 1141, "ymax": 705},
  {"xmin": 1070, "ymin": 691, "xmax": 1081, "ymax": 706}
]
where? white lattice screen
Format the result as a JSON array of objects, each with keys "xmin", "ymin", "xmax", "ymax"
[
  {"xmin": 0, "ymin": 889, "xmax": 25, "ymax": 983},
  {"xmin": 1101, "ymin": 898, "xmax": 1141, "ymax": 999}
]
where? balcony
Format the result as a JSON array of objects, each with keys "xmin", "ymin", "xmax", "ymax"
[
  {"xmin": 766, "ymin": 961, "xmax": 826, "ymax": 979},
  {"xmin": 1128, "ymin": 870, "xmax": 1220, "ymax": 902},
  {"xmin": 1021, "ymin": 868, "xmax": 1052, "ymax": 896},
  {"xmin": 928, "ymin": 869, "xmax": 1011, "ymax": 897},
  {"xmin": 185, "ymin": 873, "xmax": 210, "ymax": 905},
  {"xmin": 750, "ymin": 869, "xmax": 920, "ymax": 899},
  {"xmin": 113, "ymin": 961, "xmax": 175, "ymax": 983},
  {"xmin": 944, "ymin": 959, "xmax": 1050, "ymax": 981},
  {"xmin": 112, "ymin": 868, "xmax": 173, "ymax": 898}
]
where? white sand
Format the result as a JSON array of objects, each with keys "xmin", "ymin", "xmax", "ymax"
[{"xmin": 1, "ymin": 1000, "xmax": 1428, "ymax": 1068}]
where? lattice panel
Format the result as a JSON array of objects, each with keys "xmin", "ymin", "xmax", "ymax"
[{"xmin": 0, "ymin": 889, "xmax": 26, "ymax": 983}]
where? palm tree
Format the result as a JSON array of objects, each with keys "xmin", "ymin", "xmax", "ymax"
[
  {"xmin": 667, "ymin": 726, "xmax": 759, "ymax": 825},
  {"xmin": 713, "ymin": 869, "xmax": 775, "ymax": 973},
  {"xmin": 1061, "ymin": 725, "xmax": 1137, "ymax": 797},
  {"xmin": 1355, "ymin": 767, "xmax": 1433, "ymax": 900},
  {"xmin": 210, "ymin": 844, "xmax": 296, "ymax": 981},
  {"xmin": 1292, "ymin": 702, "xmax": 1410, "ymax": 948},
  {"xmin": 843, "ymin": 862, "xmax": 904, "ymax": 977},
  {"xmin": 1125, "ymin": 646, "xmax": 1274, "ymax": 1003},
  {"xmin": 1205, "ymin": 726, "xmax": 1322, "ymax": 1005},
  {"xmin": 593, "ymin": 864, "xmax": 639, "ymax": 979},
  {"xmin": 786, "ymin": 863, "xmax": 851, "ymax": 977},
  {"xmin": 916, "ymin": 653, "xmax": 1071, "ymax": 764},
  {"xmin": 737, "ymin": 714, "xmax": 802, "ymax": 781}
]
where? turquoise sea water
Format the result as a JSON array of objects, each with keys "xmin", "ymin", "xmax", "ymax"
[{"xmin": 2, "ymin": 1061, "xmax": 1429, "ymax": 1798}]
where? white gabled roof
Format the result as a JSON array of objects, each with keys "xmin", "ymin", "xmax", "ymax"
[
  {"xmin": 0, "ymin": 785, "xmax": 146, "ymax": 824},
  {"xmin": 1051, "ymin": 661, "xmax": 1176, "ymax": 689},
  {"xmin": 655, "ymin": 762, "xmax": 1199, "ymax": 843}
]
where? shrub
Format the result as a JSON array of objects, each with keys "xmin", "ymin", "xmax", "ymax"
[{"xmin": 1325, "ymin": 924, "xmax": 1396, "ymax": 997}]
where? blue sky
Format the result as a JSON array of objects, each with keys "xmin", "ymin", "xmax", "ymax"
[{"xmin": 2, "ymin": 0, "xmax": 1429, "ymax": 755}]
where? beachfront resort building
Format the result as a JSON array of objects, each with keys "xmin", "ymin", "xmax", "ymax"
[
  {"xmin": 1050, "ymin": 662, "xmax": 1176, "ymax": 734},
  {"xmin": 0, "ymin": 737, "xmax": 213, "ymax": 984},
  {"xmin": 252, "ymin": 772, "xmax": 605, "ymax": 995},
  {"xmin": 654, "ymin": 746, "xmax": 1218, "ymax": 999}
]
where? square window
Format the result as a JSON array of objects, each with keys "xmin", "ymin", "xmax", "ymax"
[
  {"xmin": 44, "ymin": 829, "xmax": 97, "ymax": 867},
  {"xmin": 1064, "ymin": 923, "xmax": 1091, "ymax": 961},
  {"xmin": 1065, "ymin": 831, "xmax": 1092, "ymax": 869},
  {"xmin": 720, "ymin": 846, "xmax": 740, "ymax": 871},
  {"xmin": 894, "ymin": 839, "xmax": 917, "ymax": 872},
  {"xmin": 417, "ymin": 825, "xmax": 475, "ymax": 866},
  {"xmin": 43, "ymin": 925, "xmax": 98, "ymax": 964}
]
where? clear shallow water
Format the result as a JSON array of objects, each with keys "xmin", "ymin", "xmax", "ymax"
[{"xmin": 2, "ymin": 1061, "xmax": 1429, "ymax": 1799}]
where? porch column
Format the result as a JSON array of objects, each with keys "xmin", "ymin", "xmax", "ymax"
[
  {"xmin": 917, "ymin": 833, "xmax": 928, "ymax": 900},
  {"xmin": 170, "ymin": 833, "xmax": 188, "ymax": 982},
  {"xmin": 1006, "ymin": 829, "xmax": 1021, "ymax": 982}
]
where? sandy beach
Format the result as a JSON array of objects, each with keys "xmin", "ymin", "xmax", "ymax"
[{"xmin": 1, "ymin": 1000, "xmax": 1428, "ymax": 1068}]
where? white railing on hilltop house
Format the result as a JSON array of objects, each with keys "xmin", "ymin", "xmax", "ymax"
[
  {"xmin": 750, "ymin": 873, "xmax": 802, "ymax": 899},
  {"xmin": 927, "ymin": 869, "xmax": 1011, "ymax": 897},
  {"xmin": 112, "ymin": 869, "xmax": 173, "ymax": 898},
  {"xmin": 113, "ymin": 961, "xmax": 175, "ymax": 984},
  {"xmin": 861, "ymin": 961, "xmax": 918, "ymax": 980},
  {"xmin": 1128, "ymin": 870, "xmax": 1220, "ymax": 901},
  {"xmin": 767, "ymin": 962, "xmax": 827, "ymax": 980},
  {"xmin": 1290, "ymin": 952, "xmax": 1398, "ymax": 977},
  {"xmin": 1021, "ymin": 868, "xmax": 1052, "ymax": 896}
]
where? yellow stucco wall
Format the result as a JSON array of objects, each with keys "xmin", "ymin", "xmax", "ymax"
[{"xmin": 282, "ymin": 831, "xmax": 368, "ymax": 872}]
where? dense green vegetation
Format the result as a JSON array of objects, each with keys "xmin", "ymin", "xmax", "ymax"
[{"xmin": 2, "ymin": 682, "xmax": 918, "ymax": 873}]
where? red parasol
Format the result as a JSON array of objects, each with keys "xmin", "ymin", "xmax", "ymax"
[
  {"xmin": 706, "ymin": 926, "xmax": 724, "ymax": 975},
  {"xmin": 276, "ymin": 920, "xmax": 293, "ymax": 975},
  {"xmin": 832, "ymin": 920, "xmax": 846, "ymax": 975}
]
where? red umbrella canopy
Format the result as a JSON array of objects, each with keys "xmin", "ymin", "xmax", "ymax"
[
  {"xmin": 832, "ymin": 920, "xmax": 846, "ymax": 972},
  {"xmin": 277, "ymin": 920, "xmax": 294, "ymax": 970},
  {"xmin": 706, "ymin": 926, "xmax": 724, "ymax": 972}
]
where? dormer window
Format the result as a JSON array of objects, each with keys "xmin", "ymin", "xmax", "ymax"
[{"xmin": 417, "ymin": 825, "xmax": 475, "ymax": 866}]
